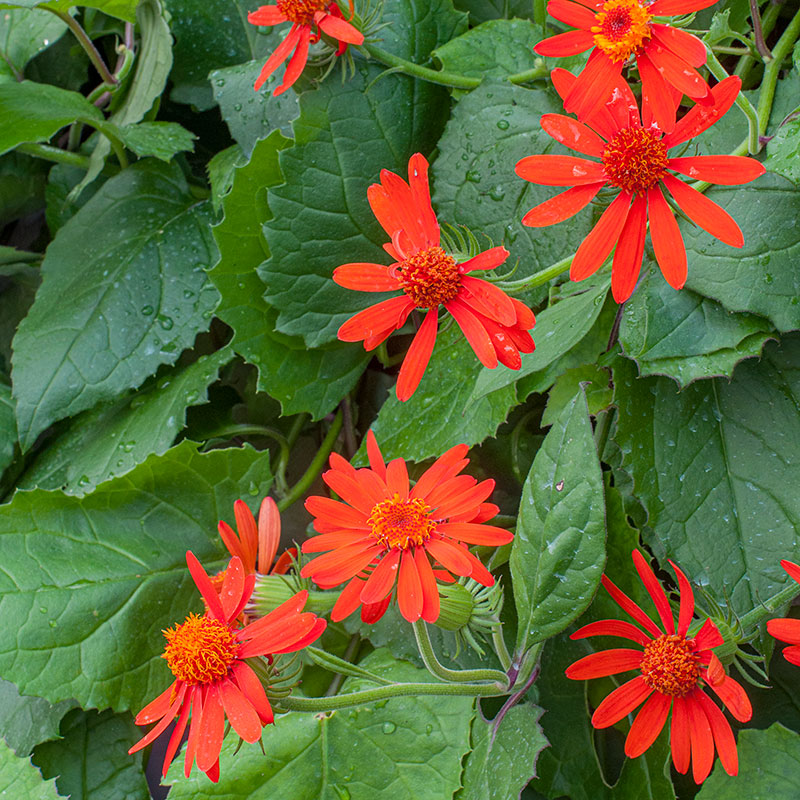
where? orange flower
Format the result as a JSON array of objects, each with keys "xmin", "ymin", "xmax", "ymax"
[
  {"xmin": 767, "ymin": 560, "xmax": 800, "ymax": 667},
  {"xmin": 129, "ymin": 552, "xmax": 325, "ymax": 782},
  {"xmin": 335, "ymin": 153, "xmax": 536, "ymax": 401},
  {"xmin": 516, "ymin": 73, "xmax": 765, "ymax": 302},
  {"xmin": 217, "ymin": 498, "xmax": 296, "ymax": 577},
  {"xmin": 534, "ymin": 0, "xmax": 718, "ymax": 131},
  {"xmin": 299, "ymin": 431, "xmax": 512, "ymax": 624},
  {"xmin": 248, "ymin": 0, "xmax": 364, "ymax": 95},
  {"xmin": 566, "ymin": 550, "xmax": 752, "ymax": 783}
]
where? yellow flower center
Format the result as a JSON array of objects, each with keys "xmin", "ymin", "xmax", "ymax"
[
  {"xmin": 162, "ymin": 614, "xmax": 238, "ymax": 685},
  {"xmin": 276, "ymin": 0, "xmax": 328, "ymax": 24},
  {"xmin": 602, "ymin": 127, "xmax": 668, "ymax": 194},
  {"xmin": 640, "ymin": 634, "xmax": 701, "ymax": 696},
  {"xmin": 368, "ymin": 494, "xmax": 437, "ymax": 550},
  {"xmin": 591, "ymin": 0, "xmax": 652, "ymax": 62},
  {"xmin": 396, "ymin": 246, "xmax": 462, "ymax": 309}
]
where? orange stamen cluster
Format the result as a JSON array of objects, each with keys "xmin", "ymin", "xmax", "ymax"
[
  {"xmin": 368, "ymin": 494, "xmax": 437, "ymax": 550},
  {"xmin": 640, "ymin": 634, "xmax": 701, "ymax": 696},
  {"xmin": 162, "ymin": 613, "xmax": 239, "ymax": 685},
  {"xmin": 602, "ymin": 127, "xmax": 668, "ymax": 194},
  {"xmin": 592, "ymin": 0, "xmax": 652, "ymax": 62},
  {"xmin": 276, "ymin": 0, "xmax": 328, "ymax": 24},
  {"xmin": 395, "ymin": 246, "xmax": 462, "ymax": 309}
]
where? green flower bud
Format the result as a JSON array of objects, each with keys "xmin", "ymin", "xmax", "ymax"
[{"xmin": 433, "ymin": 578, "xmax": 504, "ymax": 656}]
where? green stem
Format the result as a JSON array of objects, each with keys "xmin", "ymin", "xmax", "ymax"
[
  {"xmin": 496, "ymin": 253, "xmax": 573, "ymax": 293},
  {"xmin": 360, "ymin": 43, "xmax": 547, "ymax": 90},
  {"xmin": 325, "ymin": 633, "xmax": 361, "ymax": 696},
  {"xmin": 492, "ymin": 624, "xmax": 513, "ymax": 672},
  {"xmin": 50, "ymin": 9, "xmax": 117, "ymax": 86},
  {"xmin": 705, "ymin": 47, "xmax": 760, "ymax": 154},
  {"xmin": 534, "ymin": 0, "xmax": 547, "ymax": 29},
  {"xmin": 735, "ymin": 0, "xmax": 783, "ymax": 82},
  {"xmin": 277, "ymin": 409, "xmax": 343, "ymax": 512},
  {"xmin": 593, "ymin": 407, "xmax": 614, "ymax": 463},
  {"xmin": 413, "ymin": 620, "xmax": 509, "ymax": 685},
  {"xmin": 16, "ymin": 142, "xmax": 93, "ymax": 169},
  {"xmin": 738, "ymin": 582, "xmax": 800, "ymax": 631},
  {"xmin": 756, "ymin": 6, "xmax": 800, "ymax": 138},
  {"xmin": 278, "ymin": 680, "xmax": 507, "ymax": 712}
]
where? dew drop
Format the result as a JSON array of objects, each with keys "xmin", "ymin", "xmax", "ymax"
[
  {"xmin": 382, "ymin": 722, "xmax": 396, "ymax": 734},
  {"xmin": 496, "ymin": 119, "xmax": 509, "ymax": 130}
]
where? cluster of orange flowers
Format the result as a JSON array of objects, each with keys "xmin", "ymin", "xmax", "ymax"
[{"xmin": 127, "ymin": 0, "xmax": 786, "ymax": 789}]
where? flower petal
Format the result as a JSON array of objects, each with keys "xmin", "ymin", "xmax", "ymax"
[
  {"xmin": 218, "ymin": 678, "xmax": 262, "ymax": 743},
  {"xmin": 396, "ymin": 308, "xmax": 439, "ymax": 402},
  {"xmin": 460, "ymin": 276, "xmax": 517, "ymax": 326},
  {"xmin": 304, "ymin": 495, "xmax": 369, "ymax": 529},
  {"xmin": 571, "ymin": 619, "xmax": 652, "ymax": 646},
  {"xmin": 669, "ymin": 559, "xmax": 696, "ymax": 636},
  {"xmin": 625, "ymin": 690, "xmax": 672, "ymax": 757},
  {"xmin": 301, "ymin": 543, "xmax": 382, "ymax": 586},
  {"xmin": 437, "ymin": 522, "xmax": 513, "ymax": 546},
  {"xmin": 425, "ymin": 538, "xmax": 474, "ymax": 576},
  {"xmin": 331, "ymin": 576, "xmax": 365, "ymax": 622},
  {"xmin": 415, "ymin": 547, "xmax": 440, "ymax": 623},
  {"xmin": 571, "ymin": 191, "xmax": 631, "ymax": 282},
  {"xmin": 647, "ymin": 184, "xmax": 687, "ymax": 290},
  {"xmin": 611, "ymin": 192, "xmax": 648, "ymax": 302},
  {"xmin": 366, "ymin": 429, "xmax": 386, "ymax": 480},
  {"xmin": 219, "ymin": 556, "xmax": 246, "ymax": 623},
  {"xmin": 317, "ymin": 11, "xmax": 364, "ymax": 44},
  {"xmin": 253, "ymin": 24, "xmax": 301, "ymax": 91},
  {"xmin": 662, "ymin": 174, "xmax": 743, "ymax": 247},
  {"xmin": 397, "ymin": 549, "xmax": 424, "ymax": 622},
  {"xmin": 186, "ymin": 551, "xmax": 225, "ymax": 621},
  {"xmin": 564, "ymin": 49, "xmax": 623, "ymax": 121},
  {"xmin": 601, "ymin": 574, "xmax": 664, "ymax": 638},
  {"xmin": 360, "ymin": 549, "xmax": 401, "ymax": 604},
  {"xmin": 534, "ymin": 29, "xmax": 595, "ymax": 57},
  {"xmin": 547, "ymin": 0, "xmax": 597, "ymax": 28},
  {"xmin": 646, "ymin": 40, "xmax": 710, "ymax": 101},
  {"xmin": 671, "ymin": 695, "xmax": 692, "ymax": 773},
  {"xmin": 134, "ymin": 681, "xmax": 179, "ymax": 726},
  {"xmin": 407, "ymin": 153, "xmax": 441, "ymax": 249},
  {"xmin": 649, "ymin": 0, "xmax": 719, "ymax": 14},
  {"xmin": 196, "ymin": 685, "xmax": 225, "ymax": 773},
  {"xmin": 686, "ymin": 689, "xmax": 715, "ymax": 783},
  {"xmin": 651, "ymin": 24, "xmax": 707, "ymax": 67},
  {"xmin": 540, "ymin": 113, "xmax": 607, "ymax": 157},
  {"xmin": 333, "ymin": 262, "xmax": 400, "ymax": 292},
  {"xmin": 459, "ymin": 245, "xmax": 509, "ymax": 273},
  {"xmin": 767, "ymin": 617, "xmax": 800, "ymax": 645},
  {"xmin": 257, "ymin": 497, "xmax": 281, "ymax": 574},
  {"xmin": 705, "ymin": 674, "xmax": 752, "ymax": 723},
  {"xmin": 337, "ymin": 295, "xmax": 414, "ymax": 341},
  {"xmin": 410, "ymin": 444, "xmax": 470, "ymax": 501},
  {"xmin": 522, "ymin": 182, "xmax": 604, "ymax": 227},
  {"xmin": 636, "ymin": 50, "xmax": 677, "ymax": 134},
  {"xmin": 668, "ymin": 155, "xmax": 765, "ymax": 185},
  {"xmin": 566, "ymin": 649, "xmax": 644, "ymax": 681},
  {"xmin": 162, "ymin": 693, "xmax": 192, "ymax": 777},
  {"xmin": 274, "ymin": 27, "xmax": 310, "ymax": 95},
  {"xmin": 248, "ymin": 6, "xmax": 287, "ymax": 25},
  {"xmin": 232, "ymin": 661, "xmax": 274, "ymax": 725},
  {"xmin": 696, "ymin": 690, "xmax": 738, "ymax": 776},
  {"xmin": 632, "ymin": 550, "xmax": 675, "ymax": 635},
  {"xmin": 515, "ymin": 155, "xmax": 606, "ymax": 186},
  {"xmin": 663, "ymin": 76, "xmax": 741, "ymax": 149},
  {"xmin": 446, "ymin": 298, "xmax": 498, "ymax": 369},
  {"xmin": 591, "ymin": 675, "xmax": 653, "ymax": 727}
]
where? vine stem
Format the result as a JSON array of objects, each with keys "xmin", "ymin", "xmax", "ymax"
[
  {"xmin": 277, "ymin": 408, "xmax": 342, "ymax": 512},
  {"xmin": 738, "ymin": 581, "xmax": 800, "ymax": 631},
  {"xmin": 492, "ymin": 624, "xmax": 513, "ymax": 672},
  {"xmin": 50, "ymin": 9, "xmax": 117, "ymax": 86},
  {"xmin": 496, "ymin": 253, "xmax": 573, "ymax": 293},
  {"xmin": 704, "ymin": 47, "xmax": 760, "ymax": 154},
  {"xmin": 277, "ymin": 680, "xmax": 507, "ymax": 712},
  {"xmin": 359, "ymin": 43, "xmax": 547, "ymax": 90},
  {"xmin": 756, "ymin": 6, "xmax": 800, "ymax": 138},
  {"xmin": 413, "ymin": 620, "xmax": 510, "ymax": 685}
]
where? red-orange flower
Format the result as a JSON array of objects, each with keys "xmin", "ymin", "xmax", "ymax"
[
  {"xmin": 767, "ymin": 560, "xmax": 800, "ymax": 667},
  {"xmin": 299, "ymin": 431, "xmax": 513, "ymax": 624},
  {"xmin": 534, "ymin": 0, "xmax": 718, "ymax": 131},
  {"xmin": 335, "ymin": 153, "xmax": 536, "ymax": 401},
  {"xmin": 516, "ymin": 73, "xmax": 765, "ymax": 303},
  {"xmin": 566, "ymin": 550, "xmax": 752, "ymax": 783},
  {"xmin": 129, "ymin": 552, "xmax": 325, "ymax": 782},
  {"xmin": 248, "ymin": 0, "xmax": 363, "ymax": 95},
  {"xmin": 217, "ymin": 497, "xmax": 296, "ymax": 577}
]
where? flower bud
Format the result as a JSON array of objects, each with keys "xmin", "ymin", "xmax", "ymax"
[{"xmin": 433, "ymin": 578, "xmax": 504, "ymax": 656}]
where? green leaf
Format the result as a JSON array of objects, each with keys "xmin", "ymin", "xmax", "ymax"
[
  {"xmin": 432, "ymin": 80, "xmax": 594, "ymax": 308},
  {"xmin": 164, "ymin": 0, "xmax": 272, "ymax": 109},
  {"xmin": 457, "ymin": 703, "xmax": 548, "ymax": 800},
  {"xmin": 511, "ymin": 389, "xmax": 605, "ymax": 652},
  {"xmin": 0, "ymin": 440, "xmax": 272, "ymax": 710},
  {"xmin": 262, "ymin": 0, "xmax": 464, "ymax": 346},
  {"xmin": 0, "ymin": 80, "xmax": 102, "ymax": 155},
  {"xmin": 0, "ymin": 680, "xmax": 75, "ymax": 756},
  {"xmin": 696, "ymin": 724, "xmax": 800, "ymax": 797},
  {"xmin": 18, "ymin": 347, "xmax": 232, "ymax": 494},
  {"xmin": 620, "ymin": 269, "xmax": 775, "ymax": 386},
  {"xmin": 434, "ymin": 18, "xmax": 542, "ymax": 80},
  {"xmin": 116, "ymin": 121, "xmax": 196, "ymax": 161},
  {"xmin": 361, "ymin": 324, "xmax": 517, "ymax": 463},
  {"xmin": 0, "ymin": 152, "xmax": 48, "ymax": 222},
  {"xmin": 210, "ymin": 57, "xmax": 299, "ymax": 156},
  {"xmin": 0, "ymin": 7, "xmax": 67, "ymax": 81},
  {"xmin": 541, "ymin": 364, "xmax": 612, "ymax": 427},
  {"xmin": 32, "ymin": 708, "xmax": 148, "ymax": 800},
  {"xmin": 206, "ymin": 143, "xmax": 243, "ymax": 213},
  {"xmin": 765, "ymin": 116, "xmax": 800, "ymax": 185},
  {"xmin": 12, "ymin": 159, "xmax": 220, "ymax": 450},
  {"xmin": 211, "ymin": 132, "xmax": 369, "ymax": 419},
  {"xmin": 0, "ymin": 250, "xmax": 39, "ymax": 372},
  {"xmin": 0, "ymin": 378, "xmax": 16, "ymax": 476},
  {"xmin": 0, "ymin": 740, "xmax": 60, "ymax": 798},
  {"xmin": 167, "ymin": 649, "xmax": 473, "ymax": 798},
  {"xmin": 613, "ymin": 335, "xmax": 800, "ymax": 617},
  {"xmin": 469, "ymin": 279, "xmax": 610, "ymax": 406},
  {"xmin": 683, "ymin": 176, "xmax": 800, "ymax": 332},
  {"xmin": 452, "ymin": 0, "xmax": 532, "ymax": 24},
  {"xmin": 0, "ymin": 0, "xmax": 137, "ymax": 21}
]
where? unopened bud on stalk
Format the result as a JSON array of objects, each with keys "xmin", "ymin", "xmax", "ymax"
[
  {"xmin": 433, "ymin": 578, "xmax": 504, "ymax": 656},
  {"xmin": 249, "ymin": 572, "xmax": 337, "ymax": 618}
]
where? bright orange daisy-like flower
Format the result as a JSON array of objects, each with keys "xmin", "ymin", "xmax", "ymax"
[
  {"xmin": 566, "ymin": 550, "xmax": 752, "ymax": 784},
  {"xmin": 129, "ymin": 552, "xmax": 325, "ymax": 782},
  {"xmin": 335, "ymin": 153, "xmax": 536, "ymax": 401},
  {"xmin": 248, "ymin": 0, "xmax": 364, "ymax": 95},
  {"xmin": 516, "ymin": 73, "xmax": 765, "ymax": 303},
  {"xmin": 299, "ymin": 431, "xmax": 513, "ymax": 624},
  {"xmin": 534, "ymin": 0, "xmax": 718, "ymax": 131},
  {"xmin": 767, "ymin": 560, "xmax": 800, "ymax": 666}
]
